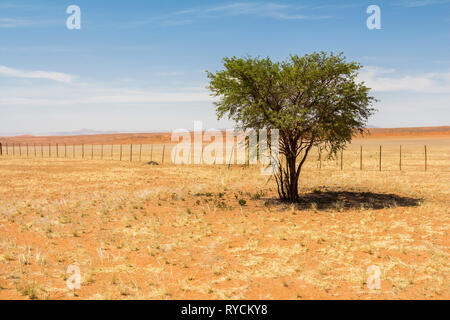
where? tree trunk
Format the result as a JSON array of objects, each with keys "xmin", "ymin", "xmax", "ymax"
[
  {"xmin": 275, "ymin": 151, "xmax": 299, "ymax": 203},
  {"xmin": 273, "ymin": 135, "xmax": 315, "ymax": 203},
  {"xmin": 286, "ymin": 153, "xmax": 299, "ymax": 202}
]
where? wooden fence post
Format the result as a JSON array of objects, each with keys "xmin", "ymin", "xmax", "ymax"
[
  {"xmin": 120, "ymin": 145, "xmax": 122, "ymax": 161},
  {"xmin": 200, "ymin": 144, "xmax": 204, "ymax": 164},
  {"xmin": 188, "ymin": 145, "xmax": 192, "ymax": 164},
  {"xmin": 245, "ymin": 139, "xmax": 249, "ymax": 166},
  {"xmin": 399, "ymin": 145, "xmax": 402, "ymax": 171},
  {"xmin": 48, "ymin": 144, "xmax": 50, "ymax": 158},
  {"xmin": 0, "ymin": 142, "xmax": 2, "ymax": 156},
  {"xmin": 162, "ymin": 144, "xmax": 165, "ymax": 164},
  {"xmin": 130, "ymin": 144, "xmax": 133, "ymax": 162},
  {"xmin": 56, "ymin": 144, "xmax": 59, "ymax": 158},
  {"xmin": 82, "ymin": 144, "xmax": 84, "ymax": 159},
  {"xmin": 5, "ymin": 143, "xmax": 8, "ymax": 155},
  {"xmin": 19, "ymin": 144, "xmax": 22, "ymax": 157},
  {"xmin": 379, "ymin": 145, "xmax": 382, "ymax": 171},
  {"xmin": 174, "ymin": 144, "xmax": 179, "ymax": 164},
  {"xmin": 139, "ymin": 144, "xmax": 142, "ymax": 162},
  {"xmin": 360, "ymin": 145, "xmax": 363, "ymax": 170},
  {"xmin": 91, "ymin": 145, "xmax": 94, "ymax": 160},
  {"xmin": 228, "ymin": 144, "xmax": 235, "ymax": 169},
  {"xmin": 64, "ymin": 144, "xmax": 67, "ymax": 158},
  {"xmin": 340, "ymin": 150, "xmax": 343, "ymax": 171},
  {"xmin": 425, "ymin": 145, "xmax": 427, "ymax": 171},
  {"xmin": 318, "ymin": 147, "xmax": 322, "ymax": 170},
  {"xmin": 26, "ymin": 144, "xmax": 29, "ymax": 158}
]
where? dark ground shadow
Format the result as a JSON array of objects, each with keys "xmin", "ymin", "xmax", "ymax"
[{"xmin": 287, "ymin": 190, "xmax": 422, "ymax": 211}]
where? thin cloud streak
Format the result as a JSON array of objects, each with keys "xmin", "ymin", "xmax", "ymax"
[
  {"xmin": 0, "ymin": 65, "xmax": 76, "ymax": 83},
  {"xmin": 0, "ymin": 18, "xmax": 33, "ymax": 28},
  {"xmin": 132, "ymin": 2, "xmax": 334, "ymax": 27},
  {"xmin": 0, "ymin": 83, "xmax": 212, "ymax": 107},
  {"xmin": 394, "ymin": 0, "xmax": 450, "ymax": 7},
  {"xmin": 359, "ymin": 66, "xmax": 450, "ymax": 93}
]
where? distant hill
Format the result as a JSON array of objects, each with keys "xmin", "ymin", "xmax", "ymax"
[
  {"xmin": 0, "ymin": 126, "xmax": 449, "ymax": 145},
  {"xmin": 359, "ymin": 126, "xmax": 450, "ymax": 139}
]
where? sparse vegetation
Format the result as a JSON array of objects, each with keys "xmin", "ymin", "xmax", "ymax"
[{"xmin": 0, "ymin": 134, "xmax": 448, "ymax": 300}]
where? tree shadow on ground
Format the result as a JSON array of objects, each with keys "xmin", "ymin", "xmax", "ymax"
[{"xmin": 290, "ymin": 190, "xmax": 422, "ymax": 211}]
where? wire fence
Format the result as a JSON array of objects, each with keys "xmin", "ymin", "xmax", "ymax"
[{"xmin": 0, "ymin": 142, "xmax": 449, "ymax": 172}]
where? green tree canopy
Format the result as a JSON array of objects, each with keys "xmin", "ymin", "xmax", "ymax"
[{"xmin": 208, "ymin": 52, "xmax": 376, "ymax": 202}]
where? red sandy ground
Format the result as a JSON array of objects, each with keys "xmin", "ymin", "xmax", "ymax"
[{"xmin": 0, "ymin": 126, "xmax": 448, "ymax": 300}]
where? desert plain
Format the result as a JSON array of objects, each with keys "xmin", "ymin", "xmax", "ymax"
[{"xmin": 0, "ymin": 127, "xmax": 448, "ymax": 299}]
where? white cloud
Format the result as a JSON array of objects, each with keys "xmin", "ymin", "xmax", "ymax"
[
  {"xmin": 370, "ymin": 93, "xmax": 450, "ymax": 127},
  {"xmin": 0, "ymin": 65, "xmax": 76, "ymax": 83},
  {"xmin": 395, "ymin": 0, "xmax": 450, "ymax": 7},
  {"xmin": 0, "ymin": 83, "xmax": 212, "ymax": 107},
  {"xmin": 154, "ymin": 71, "xmax": 185, "ymax": 77},
  {"xmin": 133, "ymin": 2, "xmax": 333, "ymax": 27},
  {"xmin": 358, "ymin": 66, "xmax": 450, "ymax": 93},
  {"xmin": 0, "ymin": 18, "xmax": 33, "ymax": 28}
]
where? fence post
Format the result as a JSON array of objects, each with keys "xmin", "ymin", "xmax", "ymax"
[
  {"xmin": 228, "ymin": 144, "xmax": 235, "ymax": 169},
  {"xmin": 5, "ymin": 143, "xmax": 8, "ymax": 155},
  {"xmin": 340, "ymin": 150, "xmax": 343, "ymax": 171},
  {"xmin": 162, "ymin": 144, "xmax": 165, "ymax": 164},
  {"xmin": 91, "ymin": 145, "xmax": 94, "ymax": 160},
  {"xmin": 200, "ymin": 144, "xmax": 204, "ymax": 165},
  {"xmin": 130, "ymin": 144, "xmax": 133, "ymax": 162},
  {"xmin": 173, "ymin": 144, "xmax": 179, "ymax": 164},
  {"xmin": 245, "ymin": 139, "xmax": 249, "ymax": 166},
  {"xmin": 425, "ymin": 145, "xmax": 427, "ymax": 171},
  {"xmin": 379, "ymin": 145, "xmax": 382, "ymax": 171},
  {"xmin": 13, "ymin": 144, "xmax": 15, "ymax": 157},
  {"xmin": 111, "ymin": 145, "xmax": 113, "ymax": 159},
  {"xmin": 120, "ymin": 145, "xmax": 122, "ymax": 161},
  {"xmin": 139, "ymin": 144, "xmax": 142, "ymax": 162},
  {"xmin": 318, "ymin": 147, "xmax": 322, "ymax": 170},
  {"xmin": 56, "ymin": 144, "xmax": 59, "ymax": 158},
  {"xmin": 65, "ymin": 144, "xmax": 67, "ymax": 158},
  {"xmin": 360, "ymin": 146, "xmax": 363, "ymax": 170},
  {"xmin": 19, "ymin": 144, "xmax": 22, "ymax": 157},
  {"xmin": 82, "ymin": 144, "xmax": 84, "ymax": 159},
  {"xmin": 0, "ymin": 142, "xmax": 2, "ymax": 156},
  {"xmin": 48, "ymin": 144, "xmax": 51, "ymax": 158},
  {"xmin": 188, "ymin": 145, "xmax": 192, "ymax": 164},
  {"xmin": 399, "ymin": 145, "xmax": 402, "ymax": 171}
]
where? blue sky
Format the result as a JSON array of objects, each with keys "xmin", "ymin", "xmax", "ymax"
[{"xmin": 0, "ymin": 0, "xmax": 449, "ymax": 134}]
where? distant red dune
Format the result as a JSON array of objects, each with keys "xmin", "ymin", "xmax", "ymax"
[{"xmin": 0, "ymin": 126, "xmax": 449, "ymax": 145}]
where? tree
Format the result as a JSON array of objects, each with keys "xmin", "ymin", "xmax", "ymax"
[{"xmin": 207, "ymin": 52, "xmax": 376, "ymax": 202}]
